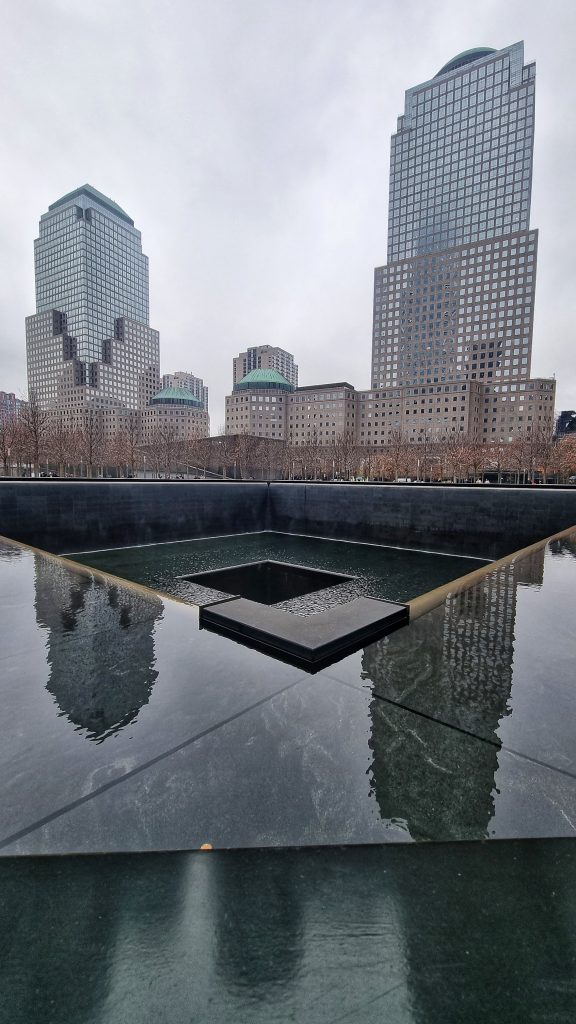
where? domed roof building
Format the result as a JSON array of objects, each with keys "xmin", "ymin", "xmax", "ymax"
[
  {"xmin": 143, "ymin": 385, "xmax": 209, "ymax": 441},
  {"xmin": 227, "ymin": 369, "xmax": 293, "ymax": 438},
  {"xmin": 233, "ymin": 369, "xmax": 294, "ymax": 393},
  {"xmin": 150, "ymin": 386, "xmax": 203, "ymax": 407},
  {"xmin": 435, "ymin": 48, "xmax": 496, "ymax": 77}
]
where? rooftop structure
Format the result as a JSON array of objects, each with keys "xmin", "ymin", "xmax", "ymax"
[
  {"xmin": 233, "ymin": 369, "xmax": 294, "ymax": 392},
  {"xmin": 150, "ymin": 386, "xmax": 203, "ymax": 407},
  {"xmin": 233, "ymin": 346, "xmax": 298, "ymax": 387},
  {"xmin": 162, "ymin": 371, "xmax": 208, "ymax": 412}
]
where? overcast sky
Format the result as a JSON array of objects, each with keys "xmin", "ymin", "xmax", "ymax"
[{"xmin": 1, "ymin": 0, "xmax": 575, "ymax": 431}]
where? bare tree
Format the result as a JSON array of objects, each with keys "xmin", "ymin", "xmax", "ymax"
[
  {"xmin": 114, "ymin": 412, "xmax": 142, "ymax": 477},
  {"xmin": 486, "ymin": 440, "xmax": 506, "ymax": 483},
  {"xmin": 386, "ymin": 430, "xmax": 411, "ymax": 481},
  {"xmin": 76, "ymin": 409, "xmax": 106, "ymax": 478},
  {"xmin": 47, "ymin": 412, "xmax": 74, "ymax": 478},
  {"xmin": 556, "ymin": 436, "xmax": 576, "ymax": 482},
  {"xmin": 439, "ymin": 435, "xmax": 470, "ymax": 482},
  {"xmin": 235, "ymin": 433, "xmax": 262, "ymax": 480},
  {"xmin": 20, "ymin": 391, "xmax": 50, "ymax": 477},
  {"xmin": 146, "ymin": 425, "xmax": 179, "ymax": 479},
  {"xmin": 187, "ymin": 436, "xmax": 208, "ymax": 478},
  {"xmin": 0, "ymin": 413, "xmax": 18, "ymax": 477},
  {"xmin": 532, "ymin": 428, "xmax": 556, "ymax": 483},
  {"xmin": 467, "ymin": 439, "xmax": 488, "ymax": 482},
  {"xmin": 331, "ymin": 431, "xmax": 357, "ymax": 480}
]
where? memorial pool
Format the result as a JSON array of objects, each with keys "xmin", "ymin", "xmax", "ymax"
[{"xmin": 70, "ymin": 532, "xmax": 488, "ymax": 605}]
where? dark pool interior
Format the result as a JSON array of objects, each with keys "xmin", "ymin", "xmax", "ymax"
[
  {"xmin": 70, "ymin": 531, "xmax": 489, "ymax": 604},
  {"xmin": 184, "ymin": 559, "xmax": 352, "ymax": 605}
]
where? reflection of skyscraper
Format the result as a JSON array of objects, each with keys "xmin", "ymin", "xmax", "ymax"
[
  {"xmin": 34, "ymin": 557, "xmax": 162, "ymax": 741},
  {"xmin": 549, "ymin": 537, "xmax": 576, "ymax": 560},
  {"xmin": 441, "ymin": 553, "xmax": 544, "ymax": 723},
  {"xmin": 363, "ymin": 549, "xmax": 545, "ymax": 840}
]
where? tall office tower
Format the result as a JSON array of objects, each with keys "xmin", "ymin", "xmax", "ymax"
[
  {"xmin": 162, "ymin": 371, "xmax": 209, "ymax": 412},
  {"xmin": 371, "ymin": 43, "xmax": 555, "ymax": 440},
  {"xmin": 233, "ymin": 346, "xmax": 298, "ymax": 387},
  {"xmin": 26, "ymin": 185, "xmax": 159, "ymax": 411}
]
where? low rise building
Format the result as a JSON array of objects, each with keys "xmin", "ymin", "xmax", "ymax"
[
  {"xmin": 0, "ymin": 392, "xmax": 27, "ymax": 419},
  {"xmin": 225, "ymin": 369, "xmax": 294, "ymax": 439},
  {"xmin": 142, "ymin": 387, "xmax": 209, "ymax": 440},
  {"xmin": 287, "ymin": 383, "xmax": 357, "ymax": 446},
  {"xmin": 226, "ymin": 374, "xmax": 555, "ymax": 447}
]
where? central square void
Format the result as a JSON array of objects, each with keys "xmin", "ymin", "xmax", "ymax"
[{"xmin": 184, "ymin": 559, "xmax": 352, "ymax": 606}]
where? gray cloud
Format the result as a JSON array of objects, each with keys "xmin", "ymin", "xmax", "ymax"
[{"xmin": 1, "ymin": 0, "xmax": 575, "ymax": 429}]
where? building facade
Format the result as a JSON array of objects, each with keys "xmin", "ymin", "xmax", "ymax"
[
  {"xmin": 371, "ymin": 42, "xmax": 555, "ymax": 441},
  {"xmin": 225, "ymin": 369, "xmax": 294, "ymax": 438},
  {"xmin": 142, "ymin": 387, "xmax": 209, "ymax": 440},
  {"xmin": 287, "ymin": 384, "xmax": 357, "ymax": 445},
  {"xmin": 226, "ymin": 374, "xmax": 555, "ymax": 448},
  {"xmin": 26, "ymin": 185, "xmax": 160, "ymax": 416},
  {"xmin": 232, "ymin": 346, "xmax": 298, "ymax": 387},
  {"xmin": 0, "ymin": 392, "xmax": 27, "ymax": 419}
]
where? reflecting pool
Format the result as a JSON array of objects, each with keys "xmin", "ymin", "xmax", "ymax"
[{"xmin": 70, "ymin": 532, "xmax": 488, "ymax": 604}]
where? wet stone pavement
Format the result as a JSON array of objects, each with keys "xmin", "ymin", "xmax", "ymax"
[{"xmin": 0, "ymin": 532, "xmax": 575, "ymax": 853}]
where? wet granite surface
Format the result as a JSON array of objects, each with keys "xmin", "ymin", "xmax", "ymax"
[
  {"xmin": 1, "ymin": 839, "xmax": 576, "ymax": 1024},
  {"xmin": 0, "ymin": 532, "xmax": 575, "ymax": 854}
]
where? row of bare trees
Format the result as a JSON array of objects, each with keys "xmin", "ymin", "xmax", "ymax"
[
  {"xmin": 0, "ymin": 399, "xmax": 209, "ymax": 480},
  {"xmin": 279, "ymin": 429, "xmax": 576, "ymax": 484},
  {"xmin": 2, "ymin": 403, "xmax": 576, "ymax": 483}
]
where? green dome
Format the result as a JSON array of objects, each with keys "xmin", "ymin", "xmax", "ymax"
[
  {"xmin": 435, "ymin": 48, "xmax": 496, "ymax": 78},
  {"xmin": 150, "ymin": 386, "xmax": 202, "ymax": 407},
  {"xmin": 234, "ymin": 369, "xmax": 294, "ymax": 393}
]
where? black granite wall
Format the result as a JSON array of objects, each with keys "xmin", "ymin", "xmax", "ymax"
[
  {"xmin": 1, "ymin": 481, "xmax": 576, "ymax": 558},
  {"xmin": 0, "ymin": 482, "xmax": 269, "ymax": 553},
  {"xmin": 268, "ymin": 483, "xmax": 576, "ymax": 558}
]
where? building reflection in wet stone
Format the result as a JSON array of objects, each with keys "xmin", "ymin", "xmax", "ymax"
[
  {"xmin": 363, "ymin": 550, "xmax": 545, "ymax": 840},
  {"xmin": 34, "ymin": 557, "xmax": 163, "ymax": 742},
  {"xmin": 1, "ymin": 853, "xmax": 189, "ymax": 1024},
  {"xmin": 212, "ymin": 852, "xmax": 305, "ymax": 996}
]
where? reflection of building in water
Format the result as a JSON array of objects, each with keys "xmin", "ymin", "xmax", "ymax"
[
  {"xmin": 442, "ymin": 549, "xmax": 544, "ymax": 724},
  {"xmin": 549, "ymin": 537, "xmax": 576, "ymax": 560},
  {"xmin": 363, "ymin": 550, "xmax": 545, "ymax": 840},
  {"xmin": 211, "ymin": 852, "xmax": 304, "ymax": 995},
  {"xmin": 34, "ymin": 557, "xmax": 162, "ymax": 741},
  {"xmin": 0, "ymin": 542, "xmax": 22, "ymax": 562}
]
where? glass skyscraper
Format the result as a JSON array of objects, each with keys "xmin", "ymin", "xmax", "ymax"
[
  {"xmin": 371, "ymin": 42, "xmax": 556, "ymax": 440},
  {"xmin": 34, "ymin": 185, "xmax": 149, "ymax": 362},
  {"xmin": 26, "ymin": 185, "xmax": 159, "ymax": 412},
  {"xmin": 387, "ymin": 42, "xmax": 534, "ymax": 262}
]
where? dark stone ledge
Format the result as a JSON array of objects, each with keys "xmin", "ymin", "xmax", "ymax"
[{"xmin": 200, "ymin": 595, "xmax": 409, "ymax": 672}]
